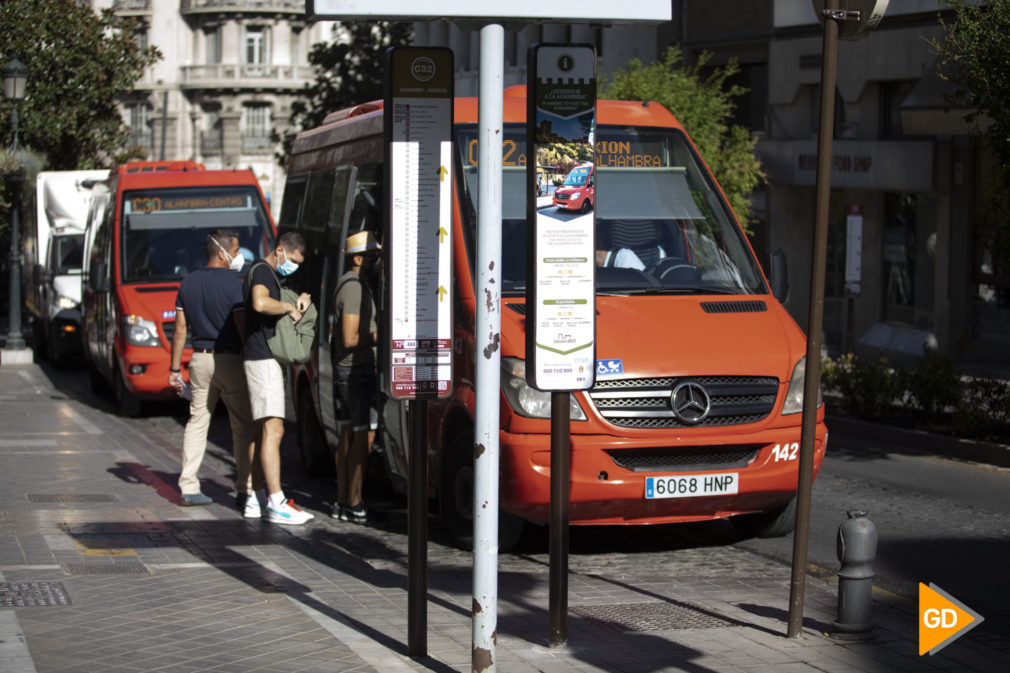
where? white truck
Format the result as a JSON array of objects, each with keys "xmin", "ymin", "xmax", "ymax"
[{"xmin": 24, "ymin": 170, "xmax": 108, "ymax": 362}]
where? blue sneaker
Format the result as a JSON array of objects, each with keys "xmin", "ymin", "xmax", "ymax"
[{"xmin": 180, "ymin": 493, "xmax": 212, "ymax": 506}]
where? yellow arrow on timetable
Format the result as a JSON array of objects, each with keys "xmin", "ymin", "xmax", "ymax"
[
  {"xmin": 437, "ymin": 286, "xmax": 448, "ymax": 301},
  {"xmin": 437, "ymin": 226, "xmax": 448, "ymax": 243},
  {"xmin": 438, "ymin": 165, "xmax": 448, "ymax": 181}
]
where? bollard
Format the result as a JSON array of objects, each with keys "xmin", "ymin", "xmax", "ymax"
[{"xmin": 832, "ymin": 510, "xmax": 877, "ymax": 633}]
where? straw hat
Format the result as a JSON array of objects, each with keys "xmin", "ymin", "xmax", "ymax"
[{"xmin": 343, "ymin": 230, "xmax": 382, "ymax": 254}]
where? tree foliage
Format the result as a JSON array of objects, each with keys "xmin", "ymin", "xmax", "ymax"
[
  {"xmin": 599, "ymin": 46, "xmax": 764, "ymax": 231},
  {"xmin": 0, "ymin": 0, "xmax": 161, "ymax": 172},
  {"xmin": 276, "ymin": 22, "xmax": 412, "ymax": 165},
  {"xmin": 931, "ymin": 0, "xmax": 1010, "ymax": 269}
]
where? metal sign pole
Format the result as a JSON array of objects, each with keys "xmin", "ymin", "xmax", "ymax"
[
  {"xmin": 788, "ymin": 0, "xmax": 839, "ymax": 638},
  {"xmin": 408, "ymin": 398, "xmax": 428, "ymax": 655},
  {"xmin": 472, "ymin": 23, "xmax": 504, "ymax": 673},
  {"xmin": 549, "ymin": 392, "xmax": 571, "ymax": 646}
]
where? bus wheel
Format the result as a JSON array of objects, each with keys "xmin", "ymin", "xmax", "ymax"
[
  {"xmin": 441, "ymin": 432, "xmax": 524, "ymax": 552},
  {"xmin": 729, "ymin": 497, "xmax": 797, "ymax": 538},
  {"xmin": 297, "ymin": 388, "xmax": 334, "ymax": 478},
  {"xmin": 113, "ymin": 364, "xmax": 142, "ymax": 418},
  {"xmin": 580, "ymin": 199, "xmax": 592, "ymax": 214}
]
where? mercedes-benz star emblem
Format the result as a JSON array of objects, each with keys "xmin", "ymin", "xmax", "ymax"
[{"xmin": 670, "ymin": 381, "xmax": 711, "ymax": 425}]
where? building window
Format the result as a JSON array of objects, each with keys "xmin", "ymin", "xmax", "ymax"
[
  {"xmin": 244, "ymin": 26, "xmax": 268, "ymax": 65},
  {"xmin": 241, "ymin": 103, "xmax": 271, "ymax": 152},
  {"xmin": 879, "ymin": 80, "xmax": 915, "ymax": 139},
  {"xmin": 202, "ymin": 109, "xmax": 222, "ymax": 155},
  {"xmin": 883, "ymin": 192, "xmax": 936, "ymax": 326},
  {"xmin": 126, "ymin": 102, "xmax": 152, "ymax": 150},
  {"xmin": 134, "ymin": 24, "xmax": 148, "ymax": 52},
  {"xmin": 206, "ymin": 27, "xmax": 221, "ymax": 65}
]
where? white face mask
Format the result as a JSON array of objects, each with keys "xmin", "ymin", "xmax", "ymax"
[
  {"xmin": 212, "ymin": 237, "xmax": 244, "ymax": 272},
  {"xmin": 277, "ymin": 248, "xmax": 300, "ymax": 277}
]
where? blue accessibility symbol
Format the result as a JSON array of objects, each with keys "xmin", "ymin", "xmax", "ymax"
[{"xmin": 596, "ymin": 359, "xmax": 624, "ymax": 376}]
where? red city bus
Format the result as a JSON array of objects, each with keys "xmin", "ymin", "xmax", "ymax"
[
  {"xmin": 81, "ymin": 161, "xmax": 276, "ymax": 416},
  {"xmin": 281, "ymin": 87, "xmax": 826, "ymax": 549}
]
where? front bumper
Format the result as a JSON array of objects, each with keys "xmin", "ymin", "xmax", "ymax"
[{"xmin": 498, "ymin": 425, "xmax": 827, "ymax": 525}]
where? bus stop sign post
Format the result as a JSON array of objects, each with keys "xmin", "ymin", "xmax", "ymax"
[
  {"xmin": 526, "ymin": 43, "xmax": 598, "ymax": 648},
  {"xmin": 384, "ymin": 46, "xmax": 454, "ymax": 658}
]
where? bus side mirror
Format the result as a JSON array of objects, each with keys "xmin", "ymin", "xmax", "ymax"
[
  {"xmin": 769, "ymin": 250, "xmax": 788, "ymax": 304},
  {"xmin": 90, "ymin": 261, "xmax": 110, "ymax": 293}
]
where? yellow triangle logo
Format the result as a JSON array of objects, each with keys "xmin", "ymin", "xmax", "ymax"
[{"xmin": 919, "ymin": 583, "xmax": 984, "ymax": 655}]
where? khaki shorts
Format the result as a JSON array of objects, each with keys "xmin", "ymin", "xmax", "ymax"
[{"xmin": 244, "ymin": 358, "xmax": 286, "ymax": 421}]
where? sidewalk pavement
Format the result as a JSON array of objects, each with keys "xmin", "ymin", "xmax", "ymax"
[{"xmin": 0, "ymin": 362, "xmax": 1005, "ymax": 673}]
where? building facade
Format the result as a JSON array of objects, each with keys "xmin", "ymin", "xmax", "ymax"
[
  {"xmin": 759, "ymin": 1, "xmax": 1006, "ymax": 374},
  {"xmin": 417, "ymin": 1, "xmax": 1007, "ymax": 374},
  {"xmin": 100, "ymin": 0, "xmax": 336, "ymax": 217}
]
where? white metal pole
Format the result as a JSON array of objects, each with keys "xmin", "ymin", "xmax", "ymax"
[{"xmin": 472, "ymin": 22, "xmax": 504, "ymax": 673}]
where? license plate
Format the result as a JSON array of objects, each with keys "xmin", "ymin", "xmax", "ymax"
[{"xmin": 645, "ymin": 473, "xmax": 739, "ymax": 499}]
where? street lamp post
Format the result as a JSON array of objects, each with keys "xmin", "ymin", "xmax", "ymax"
[{"xmin": 3, "ymin": 55, "xmax": 29, "ymax": 353}]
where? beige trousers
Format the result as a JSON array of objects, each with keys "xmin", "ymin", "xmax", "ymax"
[{"xmin": 178, "ymin": 352, "xmax": 257, "ymax": 496}]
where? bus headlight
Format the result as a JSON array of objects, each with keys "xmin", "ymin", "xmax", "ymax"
[
  {"xmin": 501, "ymin": 357, "xmax": 587, "ymax": 420},
  {"xmin": 782, "ymin": 356, "xmax": 823, "ymax": 415},
  {"xmin": 123, "ymin": 314, "xmax": 161, "ymax": 347}
]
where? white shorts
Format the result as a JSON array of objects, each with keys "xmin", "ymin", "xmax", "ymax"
[{"xmin": 244, "ymin": 358, "xmax": 286, "ymax": 421}]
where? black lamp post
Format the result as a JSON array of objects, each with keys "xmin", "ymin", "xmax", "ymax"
[{"xmin": 3, "ymin": 54, "xmax": 28, "ymax": 352}]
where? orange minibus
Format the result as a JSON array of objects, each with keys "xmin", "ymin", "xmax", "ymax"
[
  {"xmin": 81, "ymin": 161, "xmax": 276, "ymax": 416},
  {"xmin": 551, "ymin": 162, "xmax": 594, "ymax": 213},
  {"xmin": 282, "ymin": 87, "xmax": 826, "ymax": 548}
]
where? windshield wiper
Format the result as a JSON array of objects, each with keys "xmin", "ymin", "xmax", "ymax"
[{"xmin": 609, "ymin": 286, "xmax": 742, "ymax": 296}]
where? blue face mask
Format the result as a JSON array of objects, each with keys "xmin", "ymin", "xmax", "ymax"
[{"xmin": 277, "ymin": 248, "xmax": 300, "ymax": 277}]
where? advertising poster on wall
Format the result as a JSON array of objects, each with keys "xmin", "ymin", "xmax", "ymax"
[{"xmin": 525, "ymin": 44, "xmax": 597, "ymax": 392}]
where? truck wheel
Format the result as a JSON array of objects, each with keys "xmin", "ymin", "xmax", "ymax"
[
  {"xmin": 297, "ymin": 388, "xmax": 334, "ymax": 478},
  {"xmin": 730, "ymin": 497, "xmax": 797, "ymax": 538},
  {"xmin": 441, "ymin": 432, "xmax": 524, "ymax": 552},
  {"xmin": 113, "ymin": 365, "xmax": 142, "ymax": 418}
]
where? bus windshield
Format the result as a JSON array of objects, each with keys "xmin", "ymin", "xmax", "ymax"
[
  {"xmin": 562, "ymin": 165, "xmax": 591, "ymax": 186},
  {"xmin": 455, "ymin": 123, "xmax": 766, "ymax": 297},
  {"xmin": 120, "ymin": 186, "xmax": 273, "ymax": 283}
]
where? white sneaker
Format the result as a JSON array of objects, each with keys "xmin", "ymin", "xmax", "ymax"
[
  {"xmin": 243, "ymin": 493, "xmax": 262, "ymax": 519},
  {"xmin": 265, "ymin": 499, "xmax": 314, "ymax": 525}
]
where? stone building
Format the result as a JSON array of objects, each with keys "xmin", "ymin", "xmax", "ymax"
[{"xmin": 99, "ymin": 0, "xmax": 336, "ymax": 218}]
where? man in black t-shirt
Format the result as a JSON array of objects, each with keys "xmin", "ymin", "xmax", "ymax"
[
  {"xmin": 169, "ymin": 229, "xmax": 259, "ymax": 508},
  {"xmin": 243, "ymin": 231, "xmax": 315, "ymax": 525}
]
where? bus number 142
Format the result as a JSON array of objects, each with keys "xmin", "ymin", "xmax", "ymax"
[{"xmin": 771, "ymin": 442, "xmax": 799, "ymax": 462}]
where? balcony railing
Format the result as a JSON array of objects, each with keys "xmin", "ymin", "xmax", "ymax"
[
  {"xmin": 180, "ymin": 64, "xmax": 315, "ymax": 90},
  {"xmin": 241, "ymin": 135, "xmax": 273, "ymax": 154},
  {"xmin": 180, "ymin": 0, "xmax": 304, "ymax": 13},
  {"xmin": 112, "ymin": 0, "xmax": 152, "ymax": 12}
]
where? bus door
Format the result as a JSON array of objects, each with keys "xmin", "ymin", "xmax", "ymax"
[{"xmin": 316, "ymin": 165, "xmax": 356, "ymax": 447}]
